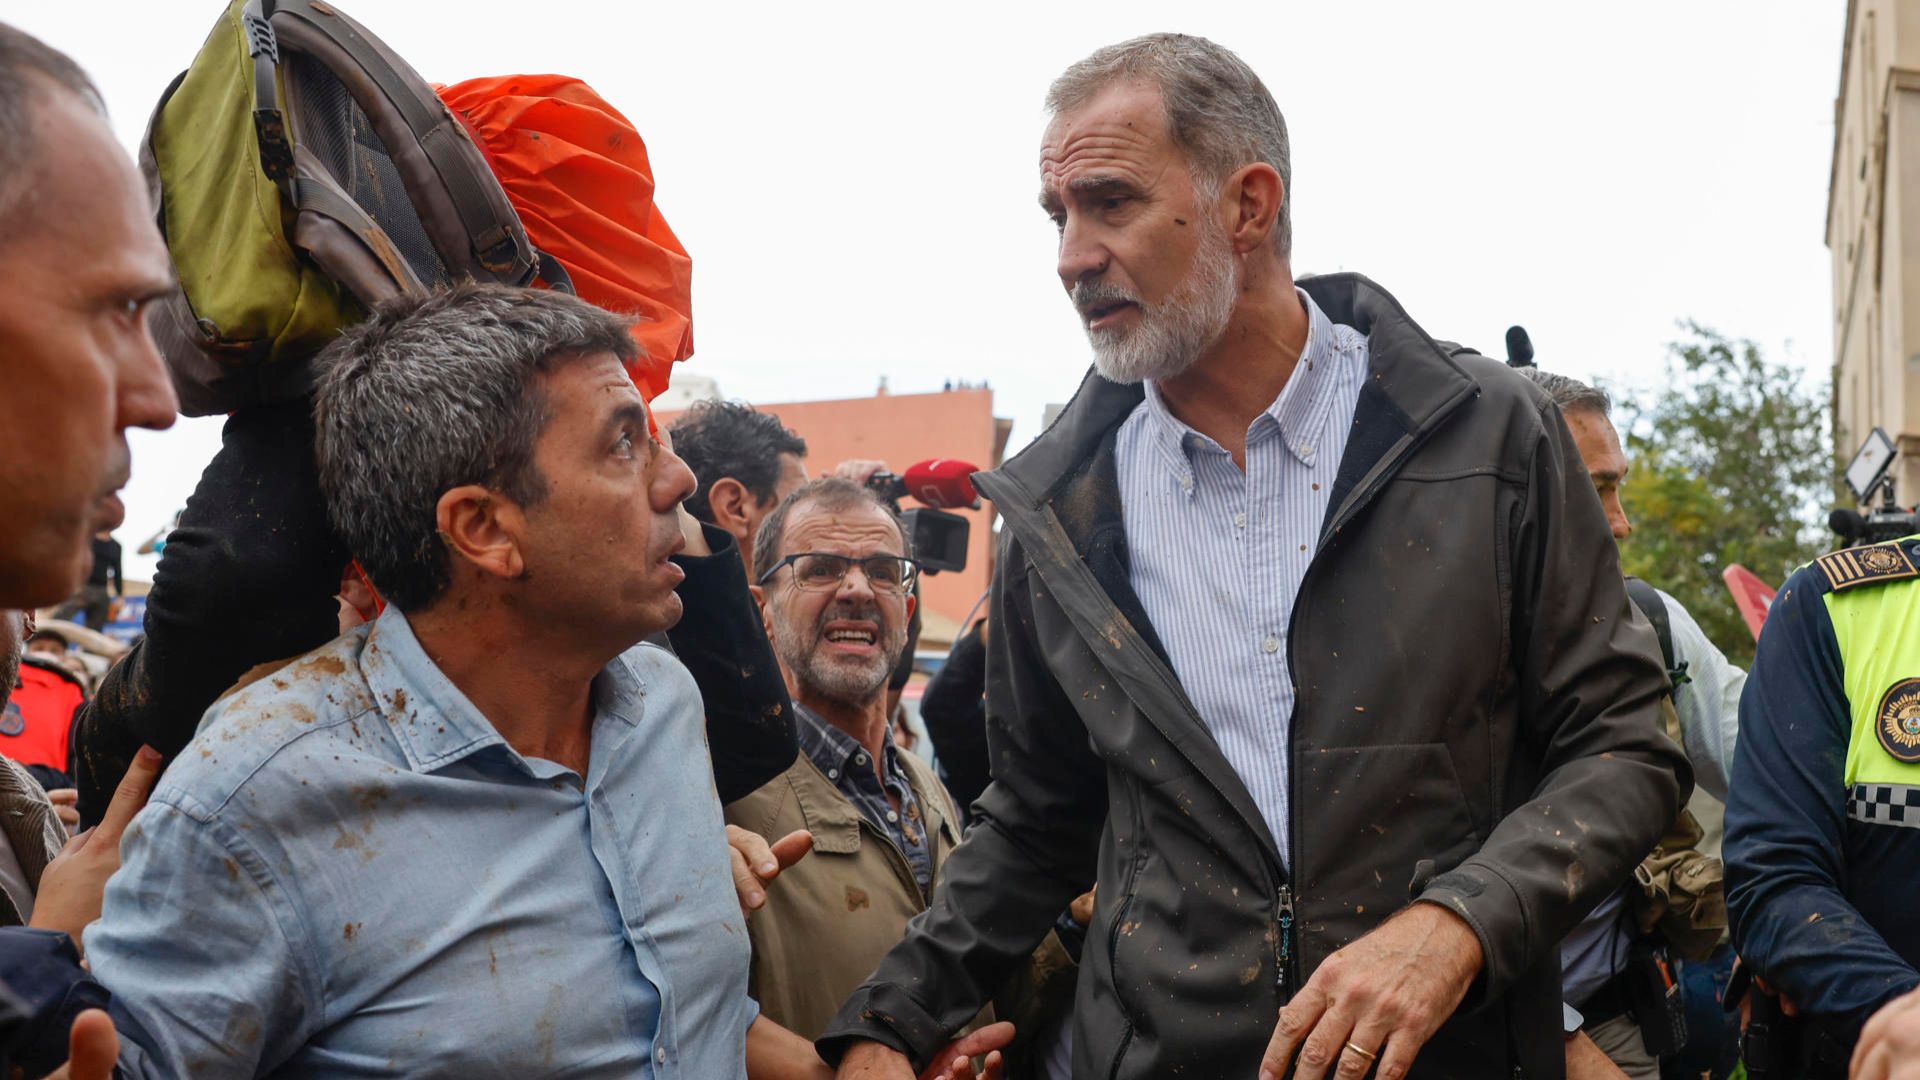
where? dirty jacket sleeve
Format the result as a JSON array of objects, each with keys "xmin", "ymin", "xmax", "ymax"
[
  {"xmin": 817, "ymin": 540, "xmax": 1106, "ymax": 1069},
  {"xmin": 1416, "ymin": 400, "xmax": 1687, "ymax": 1005},
  {"xmin": 1723, "ymin": 566, "xmax": 1918, "ymax": 1026}
]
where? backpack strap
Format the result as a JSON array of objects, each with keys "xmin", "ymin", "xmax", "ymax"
[
  {"xmin": 1624, "ymin": 577, "xmax": 1691, "ymax": 692},
  {"xmin": 270, "ymin": 0, "xmax": 536, "ymax": 283},
  {"xmin": 242, "ymin": 0, "xmax": 295, "ymax": 182}
]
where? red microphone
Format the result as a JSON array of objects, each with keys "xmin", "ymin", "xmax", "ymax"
[{"xmin": 903, "ymin": 459, "xmax": 981, "ymax": 509}]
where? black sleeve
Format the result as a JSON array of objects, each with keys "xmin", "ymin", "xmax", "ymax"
[
  {"xmin": 0, "ymin": 928, "xmax": 113, "ymax": 1079},
  {"xmin": 666, "ymin": 524, "xmax": 797, "ymax": 804},
  {"xmin": 1725, "ymin": 566, "xmax": 1917, "ymax": 1027},
  {"xmin": 74, "ymin": 402, "xmax": 348, "ymax": 826},
  {"xmin": 920, "ymin": 622, "xmax": 990, "ymax": 820}
]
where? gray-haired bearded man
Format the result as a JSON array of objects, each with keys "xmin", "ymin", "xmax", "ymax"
[{"xmin": 824, "ymin": 33, "xmax": 1685, "ymax": 1080}]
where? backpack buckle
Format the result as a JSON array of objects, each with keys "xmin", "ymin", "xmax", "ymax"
[
  {"xmin": 254, "ymin": 110, "xmax": 295, "ymax": 181},
  {"xmin": 473, "ymin": 226, "xmax": 522, "ymax": 276}
]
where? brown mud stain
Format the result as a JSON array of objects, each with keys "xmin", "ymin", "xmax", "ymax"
[{"xmin": 302, "ymin": 655, "xmax": 348, "ymax": 677}]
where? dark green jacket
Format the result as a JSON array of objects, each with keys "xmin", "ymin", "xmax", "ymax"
[{"xmin": 821, "ymin": 274, "xmax": 1687, "ymax": 1079}]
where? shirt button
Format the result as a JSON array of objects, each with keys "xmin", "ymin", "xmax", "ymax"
[
  {"xmin": 656, "ymin": 1046, "xmax": 667, "ymax": 1065},
  {"xmin": 886, "ymin": 810, "xmax": 900, "ymax": 822},
  {"xmin": 827, "ymin": 768, "xmax": 839, "ymax": 780},
  {"xmin": 855, "ymin": 753, "xmax": 869, "ymax": 766},
  {"xmin": 1233, "ymin": 511, "xmax": 1247, "ymax": 528},
  {"xmin": 1262, "ymin": 635, "xmax": 1280, "ymax": 654}
]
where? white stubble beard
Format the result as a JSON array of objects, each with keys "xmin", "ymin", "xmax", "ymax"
[{"xmin": 1079, "ymin": 216, "xmax": 1240, "ymax": 385}]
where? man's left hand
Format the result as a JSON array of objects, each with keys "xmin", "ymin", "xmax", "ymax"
[
  {"xmin": 30, "ymin": 746, "xmax": 162, "ymax": 949},
  {"xmin": 919, "ymin": 1022, "xmax": 1013, "ymax": 1080},
  {"xmin": 1258, "ymin": 903, "xmax": 1483, "ymax": 1080},
  {"xmin": 727, "ymin": 825, "xmax": 812, "ymax": 916}
]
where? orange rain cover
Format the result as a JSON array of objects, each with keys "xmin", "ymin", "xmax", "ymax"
[{"xmin": 438, "ymin": 75, "xmax": 693, "ymax": 402}]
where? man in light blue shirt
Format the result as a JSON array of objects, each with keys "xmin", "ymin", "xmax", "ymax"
[{"xmin": 83, "ymin": 285, "xmax": 758, "ymax": 1078}]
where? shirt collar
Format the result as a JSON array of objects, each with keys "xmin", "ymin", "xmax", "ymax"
[
  {"xmin": 362, "ymin": 607, "xmax": 643, "ymax": 776},
  {"xmin": 794, "ymin": 703, "xmax": 896, "ymax": 784},
  {"xmin": 1137, "ymin": 287, "xmax": 1339, "ymax": 490},
  {"xmin": 1268, "ymin": 287, "xmax": 1338, "ymax": 466}
]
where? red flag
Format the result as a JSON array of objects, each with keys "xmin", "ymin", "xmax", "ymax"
[{"xmin": 1722, "ymin": 564, "xmax": 1778, "ymax": 641}]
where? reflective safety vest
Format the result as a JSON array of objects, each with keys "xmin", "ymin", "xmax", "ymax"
[
  {"xmin": 1822, "ymin": 541, "xmax": 1920, "ymax": 808},
  {"xmin": 1726, "ymin": 534, "xmax": 1920, "ymax": 1032}
]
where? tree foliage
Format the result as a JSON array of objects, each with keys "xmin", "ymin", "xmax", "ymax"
[{"xmin": 1614, "ymin": 323, "xmax": 1830, "ymax": 668}]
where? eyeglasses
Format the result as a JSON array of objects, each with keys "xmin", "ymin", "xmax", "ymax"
[{"xmin": 757, "ymin": 552, "xmax": 920, "ymax": 593}]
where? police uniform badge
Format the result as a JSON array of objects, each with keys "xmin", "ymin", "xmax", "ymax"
[
  {"xmin": 1879, "ymin": 678, "xmax": 1920, "ymax": 763},
  {"xmin": 0, "ymin": 703, "xmax": 21, "ymax": 738},
  {"xmin": 1817, "ymin": 542, "xmax": 1920, "ymax": 591}
]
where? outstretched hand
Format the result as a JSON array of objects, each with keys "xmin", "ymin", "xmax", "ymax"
[
  {"xmin": 834, "ymin": 1022, "xmax": 1016, "ymax": 1080},
  {"xmin": 918, "ymin": 1022, "xmax": 1013, "ymax": 1080},
  {"xmin": 728, "ymin": 825, "xmax": 813, "ymax": 916},
  {"xmin": 31, "ymin": 745, "xmax": 162, "ymax": 949}
]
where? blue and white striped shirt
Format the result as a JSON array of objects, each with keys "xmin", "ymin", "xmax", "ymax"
[{"xmin": 1115, "ymin": 289, "xmax": 1369, "ymax": 867}]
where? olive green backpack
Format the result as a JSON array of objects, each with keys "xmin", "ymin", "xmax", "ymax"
[{"xmin": 141, "ymin": 0, "xmax": 563, "ymax": 415}]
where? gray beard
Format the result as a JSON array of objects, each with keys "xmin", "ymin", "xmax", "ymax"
[
  {"xmin": 1082, "ymin": 220, "xmax": 1239, "ymax": 385},
  {"xmin": 772, "ymin": 607, "xmax": 901, "ymax": 710}
]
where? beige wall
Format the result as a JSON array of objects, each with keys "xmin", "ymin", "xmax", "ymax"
[{"xmin": 1831, "ymin": 0, "xmax": 1920, "ymax": 499}]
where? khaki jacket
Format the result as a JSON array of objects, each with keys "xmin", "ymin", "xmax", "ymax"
[{"xmin": 726, "ymin": 749, "xmax": 967, "ymax": 1040}]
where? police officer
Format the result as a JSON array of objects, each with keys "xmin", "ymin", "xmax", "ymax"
[{"xmin": 1726, "ymin": 536, "xmax": 1920, "ymax": 1075}]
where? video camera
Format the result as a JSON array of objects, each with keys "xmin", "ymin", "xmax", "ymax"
[
  {"xmin": 1831, "ymin": 428, "xmax": 1920, "ymax": 547},
  {"xmin": 865, "ymin": 459, "xmax": 981, "ymax": 574}
]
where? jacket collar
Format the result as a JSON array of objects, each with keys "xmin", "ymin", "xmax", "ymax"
[
  {"xmin": 972, "ymin": 272, "xmax": 1481, "ymax": 872},
  {"xmin": 362, "ymin": 607, "xmax": 642, "ymax": 778},
  {"xmin": 1134, "ymin": 287, "xmax": 1343, "ymax": 489},
  {"xmin": 785, "ymin": 749, "xmax": 958, "ymax": 859},
  {"xmin": 989, "ymin": 273, "xmax": 1475, "ymax": 516}
]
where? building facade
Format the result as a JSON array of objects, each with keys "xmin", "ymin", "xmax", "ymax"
[{"xmin": 1832, "ymin": 0, "xmax": 1920, "ymax": 498}]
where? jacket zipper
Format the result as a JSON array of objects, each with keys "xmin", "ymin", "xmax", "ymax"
[
  {"xmin": 1273, "ymin": 392, "xmax": 1473, "ymax": 1001},
  {"xmin": 1104, "ymin": 847, "xmax": 1144, "ymax": 1079},
  {"xmin": 1274, "ymin": 883, "xmax": 1295, "ymax": 998}
]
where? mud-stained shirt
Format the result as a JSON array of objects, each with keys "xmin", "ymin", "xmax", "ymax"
[{"xmin": 85, "ymin": 607, "xmax": 755, "ymax": 1079}]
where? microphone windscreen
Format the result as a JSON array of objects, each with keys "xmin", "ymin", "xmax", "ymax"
[{"xmin": 903, "ymin": 459, "xmax": 981, "ymax": 509}]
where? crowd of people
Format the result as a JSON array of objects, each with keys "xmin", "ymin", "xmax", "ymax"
[{"xmin": 5, "ymin": 15, "xmax": 1920, "ymax": 1080}]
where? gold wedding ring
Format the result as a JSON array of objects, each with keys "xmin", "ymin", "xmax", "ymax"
[{"xmin": 1343, "ymin": 1041, "xmax": 1378, "ymax": 1063}]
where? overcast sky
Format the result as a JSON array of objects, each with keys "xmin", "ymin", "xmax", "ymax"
[{"xmin": 14, "ymin": 1, "xmax": 1843, "ymax": 579}]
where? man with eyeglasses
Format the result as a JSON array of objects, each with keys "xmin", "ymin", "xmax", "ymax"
[{"xmin": 729, "ymin": 478, "xmax": 1028, "ymax": 1069}]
